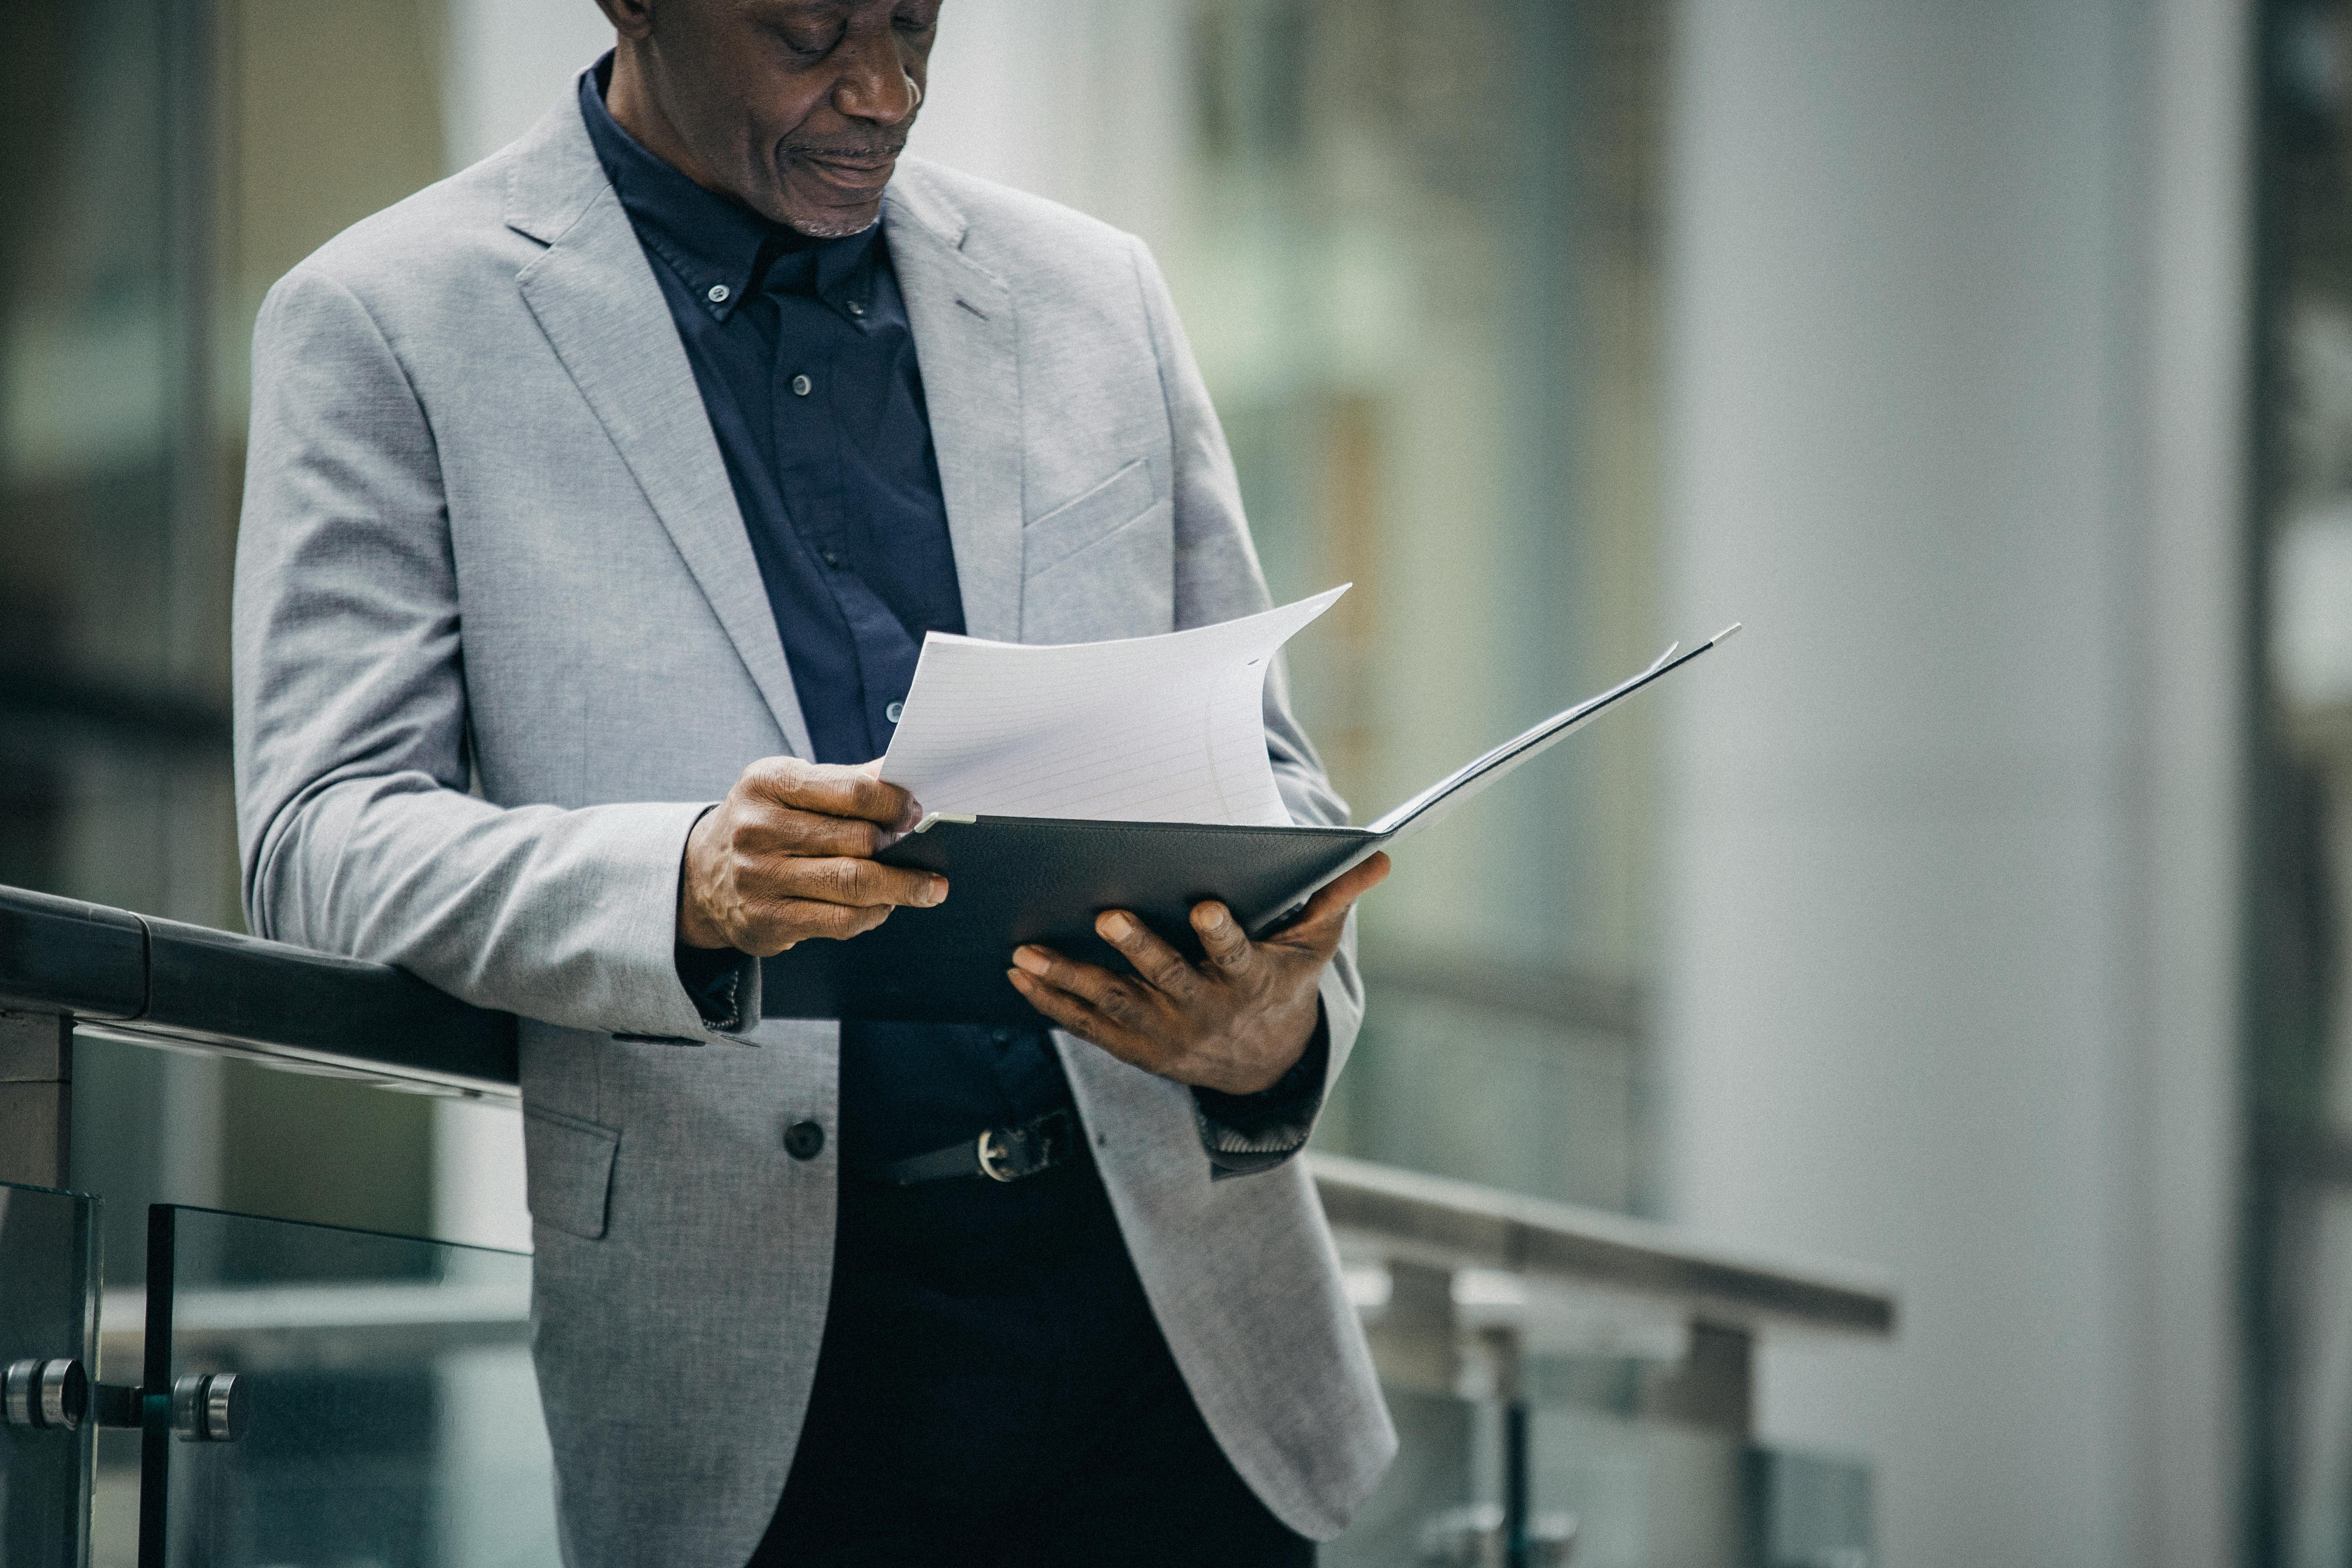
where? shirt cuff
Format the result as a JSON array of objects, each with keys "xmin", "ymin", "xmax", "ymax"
[
  {"xmin": 1191, "ymin": 1007, "xmax": 1330, "ymax": 1177},
  {"xmin": 673, "ymin": 942, "xmax": 756, "ymax": 1034}
]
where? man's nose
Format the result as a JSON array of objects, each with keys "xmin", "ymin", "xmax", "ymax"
[{"xmin": 832, "ymin": 38, "xmax": 919, "ymax": 127}]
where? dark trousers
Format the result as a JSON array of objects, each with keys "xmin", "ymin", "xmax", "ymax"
[{"xmin": 749, "ymin": 1147, "xmax": 1314, "ymax": 1568}]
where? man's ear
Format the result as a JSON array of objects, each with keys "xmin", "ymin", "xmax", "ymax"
[{"xmin": 593, "ymin": 0, "xmax": 655, "ymax": 42}]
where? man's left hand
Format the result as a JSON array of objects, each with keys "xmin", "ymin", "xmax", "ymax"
[{"xmin": 1007, "ymin": 853, "xmax": 1391, "ymax": 1096}]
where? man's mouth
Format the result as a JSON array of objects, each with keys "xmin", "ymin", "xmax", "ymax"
[{"xmin": 789, "ymin": 147, "xmax": 904, "ymax": 191}]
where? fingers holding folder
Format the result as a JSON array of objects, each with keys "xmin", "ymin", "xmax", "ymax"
[{"xmin": 1007, "ymin": 852, "xmax": 1392, "ymax": 1096}]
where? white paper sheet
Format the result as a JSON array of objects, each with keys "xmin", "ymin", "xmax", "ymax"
[{"xmin": 878, "ymin": 586, "xmax": 1347, "ymax": 826}]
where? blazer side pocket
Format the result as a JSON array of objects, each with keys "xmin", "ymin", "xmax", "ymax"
[
  {"xmin": 523, "ymin": 1105, "xmax": 620, "ymax": 1241},
  {"xmin": 1023, "ymin": 457, "xmax": 1156, "ymax": 579}
]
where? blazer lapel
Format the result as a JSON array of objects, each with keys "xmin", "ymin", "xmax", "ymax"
[
  {"xmin": 884, "ymin": 170, "xmax": 1024, "ymax": 644},
  {"xmin": 505, "ymin": 99, "xmax": 815, "ymax": 760}
]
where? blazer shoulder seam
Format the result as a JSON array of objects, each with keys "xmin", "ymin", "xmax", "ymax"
[
  {"xmin": 278, "ymin": 265, "xmax": 447, "ymax": 480},
  {"xmin": 1127, "ymin": 235, "xmax": 1183, "ymax": 476}
]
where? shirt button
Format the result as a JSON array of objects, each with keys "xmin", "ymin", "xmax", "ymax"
[
  {"xmin": 846, "ymin": 299, "xmax": 866, "ymax": 317},
  {"xmin": 821, "ymin": 550, "xmax": 840, "ymax": 568},
  {"xmin": 990, "ymin": 1029, "xmax": 1012, "ymax": 1046},
  {"xmin": 791, "ymin": 374, "xmax": 812, "ymax": 396},
  {"xmin": 885, "ymin": 700, "xmax": 905, "ymax": 724},
  {"xmin": 783, "ymin": 1121, "xmax": 824, "ymax": 1161},
  {"xmin": 706, "ymin": 283, "xmax": 731, "ymax": 305}
]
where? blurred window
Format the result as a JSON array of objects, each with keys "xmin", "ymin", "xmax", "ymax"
[
  {"xmin": 1171, "ymin": 0, "xmax": 1671, "ymax": 1212},
  {"xmin": 2254, "ymin": 1, "xmax": 2352, "ymax": 1560},
  {"xmin": 0, "ymin": 0, "xmax": 226, "ymax": 920},
  {"xmin": 0, "ymin": 0, "xmax": 449, "ymax": 1300}
]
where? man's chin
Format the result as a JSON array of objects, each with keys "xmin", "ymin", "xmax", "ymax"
[
  {"xmin": 784, "ymin": 208, "xmax": 884, "ymax": 240},
  {"xmin": 771, "ymin": 173, "xmax": 891, "ymax": 238}
]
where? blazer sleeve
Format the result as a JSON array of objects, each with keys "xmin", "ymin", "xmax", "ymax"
[
  {"xmin": 1130, "ymin": 236, "xmax": 1368, "ymax": 1174},
  {"xmin": 232, "ymin": 264, "xmax": 728, "ymax": 1042}
]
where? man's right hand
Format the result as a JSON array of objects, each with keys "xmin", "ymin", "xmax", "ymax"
[{"xmin": 677, "ymin": 757, "xmax": 946, "ymax": 957}]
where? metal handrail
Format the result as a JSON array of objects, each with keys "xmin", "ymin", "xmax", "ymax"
[
  {"xmin": 0, "ymin": 884, "xmax": 515, "ymax": 1094},
  {"xmin": 1, "ymin": 883, "xmax": 1898, "ymax": 1338},
  {"xmin": 1311, "ymin": 1152, "xmax": 1895, "ymax": 1337}
]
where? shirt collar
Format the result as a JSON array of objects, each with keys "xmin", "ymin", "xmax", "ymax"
[{"xmin": 578, "ymin": 54, "xmax": 881, "ymax": 323}]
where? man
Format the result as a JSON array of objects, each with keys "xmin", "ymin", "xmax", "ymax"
[{"xmin": 232, "ymin": 2, "xmax": 1394, "ymax": 1564}]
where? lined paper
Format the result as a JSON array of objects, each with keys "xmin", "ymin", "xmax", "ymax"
[{"xmin": 879, "ymin": 587, "xmax": 1346, "ymax": 826}]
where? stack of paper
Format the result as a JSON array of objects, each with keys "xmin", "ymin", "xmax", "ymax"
[{"xmin": 878, "ymin": 586, "xmax": 1347, "ymax": 828}]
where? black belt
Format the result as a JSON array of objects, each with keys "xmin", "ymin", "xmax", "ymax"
[{"xmin": 867, "ymin": 1107, "xmax": 1083, "ymax": 1186}]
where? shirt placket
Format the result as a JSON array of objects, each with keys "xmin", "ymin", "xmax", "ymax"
[{"xmin": 767, "ymin": 306, "xmax": 861, "ymax": 748}]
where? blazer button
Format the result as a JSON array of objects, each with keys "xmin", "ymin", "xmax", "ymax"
[{"xmin": 783, "ymin": 1121, "xmax": 825, "ymax": 1161}]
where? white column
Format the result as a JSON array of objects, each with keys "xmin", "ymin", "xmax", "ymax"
[
  {"xmin": 905, "ymin": 0, "xmax": 1188, "ymax": 256},
  {"xmin": 440, "ymin": 0, "xmax": 615, "ymax": 171},
  {"xmin": 2130, "ymin": 0, "xmax": 2252, "ymax": 1561},
  {"xmin": 1657, "ymin": 0, "xmax": 2246, "ymax": 1563}
]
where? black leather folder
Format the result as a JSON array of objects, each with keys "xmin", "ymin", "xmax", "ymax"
[{"xmin": 761, "ymin": 626, "xmax": 1737, "ymax": 1024}]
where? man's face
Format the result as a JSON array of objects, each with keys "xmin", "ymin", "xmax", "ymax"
[{"xmin": 636, "ymin": 0, "xmax": 943, "ymax": 236}]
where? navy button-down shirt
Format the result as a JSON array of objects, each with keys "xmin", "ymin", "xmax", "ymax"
[
  {"xmin": 585, "ymin": 82, "xmax": 955, "ymax": 763},
  {"xmin": 582, "ymin": 62, "xmax": 1320, "ymax": 1168},
  {"xmin": 582, "ymin": 63, "xmax": 1073, "ymax": 1166}
]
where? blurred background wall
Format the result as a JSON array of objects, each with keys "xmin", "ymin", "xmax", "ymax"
[
  {"xmin": 10, "ymin": 0, "xmax": 2352, "ymax": 1564},
  {"xmin": 1659, "ymin": 3, "xmax": 2245, "ymax": 1566}
]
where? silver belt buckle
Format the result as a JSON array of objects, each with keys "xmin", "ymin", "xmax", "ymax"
[{"xmin": 976, "ymin": 1127, "xmax": 1018, "ymax": 1182}]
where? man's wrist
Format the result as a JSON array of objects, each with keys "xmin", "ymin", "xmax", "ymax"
[
  {"xmin": 675, "ymin": 803, "xmax": 726, "ymax": 949},
  {"xmin": 670, "ymin": 803, "xmax": 751, "ymax": 1031},
  {"xmin": 1195, "ymin": 1006, "xmax": 1330, "ymax": 1130}
]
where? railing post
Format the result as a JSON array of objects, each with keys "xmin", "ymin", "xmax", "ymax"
[
  {"xmin": 1642, "ymin": 1319, "xmax": 1754, "ymax": 1435},
  {"xmin": 0, "ymin": 1009, "xmax": 73, "ymax": 1188},
  {"xmin": 1484, "ymin": 1324, "xmax": 1530, "ymax": 1568}
]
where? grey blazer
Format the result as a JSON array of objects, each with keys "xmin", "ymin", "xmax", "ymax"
[{"xmin": 231, "ymin": 88, "xmax": 1394, "ymax": 1566}]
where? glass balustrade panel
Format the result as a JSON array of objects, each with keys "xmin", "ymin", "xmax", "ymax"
[
  {"xmin": 1526, "ymin": 1403, "xmax": 1748, "ymax": 1568},
  {"xmin": 1749, "ymin": 1447, "xmax": 1875, "ymax": 1568},
  {"xmin": 1323, "ymin": 1385, "xmax": 1482, "ymax": 1566},
  {"xmin": 144, "ymin": 1205, "xmax": 556, "ymax": 1568},
  {"xmin": 0, "ymin": 1180, "xmax": 100, "ymax": 1568}
]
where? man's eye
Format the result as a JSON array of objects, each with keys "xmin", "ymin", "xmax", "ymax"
[{"xmin": 777, "ymin": 24, "xmax": 842, "ymax": 58}]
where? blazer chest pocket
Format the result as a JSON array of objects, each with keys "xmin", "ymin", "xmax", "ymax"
[
  {"xmin": 1023, "ymin": 458, "xmax": 1158, "ymax": 579},
  {"xmin": 523, "ymin": 1105, "xmax": 619, "ymax": 1241},
  {"xmin": 1020, "ymin": 458, "xmax": 1174, "ymax": 642}
]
